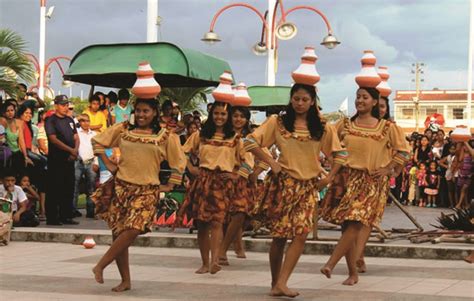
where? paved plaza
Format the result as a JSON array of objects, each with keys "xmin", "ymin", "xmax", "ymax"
[{"xmin": 1, "ymin": 242, "xmax": 473, "ymax": 300}]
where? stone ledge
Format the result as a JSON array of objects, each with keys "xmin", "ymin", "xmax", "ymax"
[{"xmin": 10, "ymin": 228, "xmax": 472, "ymax": 260}]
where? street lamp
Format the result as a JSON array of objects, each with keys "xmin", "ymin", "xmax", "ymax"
[
  {"xmin": 411, "ymin": 62, "xmax": 425, "ymax": 132},
  {"xmin": 26, "ymin": 53, "xmax": 71, "ymax": 98},
  {"xmin": 38, "ymin": 0, "xmax": 55, "ymax": 99},
  {"xmin": 202, "ymin": 0, "xmax": 340, "ymax": 86}
]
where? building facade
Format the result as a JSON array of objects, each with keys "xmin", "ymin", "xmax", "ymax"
[{"xmin": 393, "ymin": 89, "xmax": 474, "ymax": 133}]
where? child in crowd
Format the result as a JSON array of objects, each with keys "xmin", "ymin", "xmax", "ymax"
[
  {"xmin": 416, "ymin": 162, "xmax": 427, "ymax": 207},
  {"xmin": 424, "ymin": 161, "xmax": 440, "ymax": 208},
  {"xmin": 0, "ymin": 169, "xmax": 39, "ymax": 227},
  {"xmin": 19, "ymin": 174, "xmax": 40, "ymax": 212},
  {"xmin": 408, "ymin": 162, "xmax": 418, "ymax": 206}
]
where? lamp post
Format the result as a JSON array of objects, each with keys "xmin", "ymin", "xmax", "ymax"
[
  {"xmin": 411, "ymin": 62, "xmax": 424, "ymax": 132},
  {"xmin": 26, "ymin": 53, "xmax": 71, "ymax": 98},
  {"xmin": 38, "ymin": 0, "xmax": 55, "ymax": 99},
  {"xmin": 201, "ymin": 0, "xmax": 340, "ymax": 86}
]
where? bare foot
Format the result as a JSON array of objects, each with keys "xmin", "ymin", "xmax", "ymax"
[
  {"xmin": 463, "ymin": 254, "xmax": 474, "ymax": 264},
  {"xmin": 92, "ymin": 266, "xmax": 104, "ymax": 284},
  {"xmin": 219, "ymin": 257, "xmax": 230, "ymax": 266},
  {"xmin": 269, "ymin": 284, "xmax": 299, "ymax": 298},
  {"xmin": 235, "ymin": 250, "xmax": 246, "ymax": 258},
  {"xmin": 320, "ymin": 266, "xmax": 332, "ymax": 279},
  {"xmin": 210, "ymin": 262, "xmax": 222, "ymax": 274},
  {"xmin": 195, "ymin": 265, "xmax": 209, "ymax": 274},
  {"xmin": 342, "ymin": 274, "xmax": 359, "ymax": 286},
  {"xmin": 111, "ymin": 281, "xmax": 131, "ymax": 292},
  {"xmin": 356, "ymin": 259, "xmax": 367, "ymax": 273}
]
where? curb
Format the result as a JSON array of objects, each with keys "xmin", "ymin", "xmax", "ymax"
[{"xmin": 10, "ymin": 229, "xmax": 472, "ymax": 260}]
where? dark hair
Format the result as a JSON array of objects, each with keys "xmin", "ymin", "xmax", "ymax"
[
  {"xmin": 351, "ymin": 87, "xmax": 380, "ymax": 121},
  {"xmin": 200, "ymin": 102, "xmax": 234, "ymax": 139},
  {"xmin": 107, "ymin": 91, "xmax": 118, "ymax": 104},
  {"xmin": 128, "ymin": 98, "xmax": 161, "ymax": 134},
  {"xmin": 1, "ymin": 168, "xmax": 16, "ymax": 179},
  {"xmin": 437, "ymin": 129, "xmax": 445, "ymax": 135},
  {"xmin": 118, "ymin": 89, "xmax": 130, "ymax": 100},
  {"xmin": 17, "ymin": 105, "xmax": 33, "ymax": 137},
  {"xmin": 0, "ymin": 99, "xmax": 16, "ymax": 117},
  {"xmin": 379, "ymin": 96, "xmax": 391, "ymax": 120},
  {"xmin": 162, "ymin": 100, "xmax": 173, "ymax": 111},
  {"xmin": 424, "ymin": 128, "xmax": 433, "ymax": 135},
  {"xmin": 282, "ymin": 84, "xmax": 324, "ymax": 140},
  {"xmin": 231, "ymin": 106, "xmax": 252, "ymax": 136},
  {"xmin": 17, "ymin": 83, "xmax": 27, "ymax": 90},
  {"xmin": 186, "ymin": 121, "xmax": 198, "ymax": 132},
  {"xmin": 89, "ymin": 95, "xmax": 100, "ymax": 103}
]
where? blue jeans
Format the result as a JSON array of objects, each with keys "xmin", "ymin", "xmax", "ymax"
[{"xmin": 74, "ymin": 159, "xmax": 97, "ymax": 215}]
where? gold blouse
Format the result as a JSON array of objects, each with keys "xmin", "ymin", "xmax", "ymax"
[
  {"xmin": 183, "ymin": 131, "xmax": 251, "ymax": 177},
  {"xmin": 92, "ymin": 123, "xmax": 186, "ymax": 186},
  {"xmin": 336, "ymin": 118, "xmax": 410, "ymax": 172},
  {"xmin": 244, "ymin": 115, "xmax": 346, "ymax": 180}
]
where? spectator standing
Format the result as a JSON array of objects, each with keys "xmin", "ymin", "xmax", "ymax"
[
  {"xmin": 45, "ymin": 95, "xmax": 79, "ymax": 225},
  {"xmin": 83, "ymin": 95, "xmax": 107, "ymax": 133},
  {"xmin": 74, "ymin": 114, "xmax": 99, "ymax": 218},
  {"xmin": 112, "ymin": 89, "xmax": 132, "ymax": 124}
]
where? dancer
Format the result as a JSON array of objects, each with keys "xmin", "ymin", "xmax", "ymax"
[
  {"xmin": 320, "ymin": 51, "xmax": 410, "ymax": 286},
  {"xmin": 244, "ymin": 48, "xmax": 346, "ymax": 298},
  {"xmin": 91, "ymin": 63, "xmax": 186, "ymax": 292},
  {"xmin": 178, "ymin": 98, "xmax": 250, "ymax": 275},
  {"xmin": 219, "ymin": 105, "xmax": 255, "ymax": 265}
]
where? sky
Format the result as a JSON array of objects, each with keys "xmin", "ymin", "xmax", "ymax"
[{"xmin": 1, "ymin": 0, "xmax": 472, "ymax": 114}]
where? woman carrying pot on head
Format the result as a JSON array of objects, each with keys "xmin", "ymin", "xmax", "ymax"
[
  {"xmin": 244, "ymin": 47, "xmax": 346, "ymax": 298},
  {"xmin": 320, "ymin": 51, "xmax": 410, "ymax": 286},
  {"xmin": 91, "ymin": 63, "xmax": 186, "ymax": 292}
]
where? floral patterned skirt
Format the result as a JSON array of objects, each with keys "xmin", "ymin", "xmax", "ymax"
[
  {"xmin": 320, "ymin": 167, "xmax": 389, "ymax": 227},
  {"xmin": 181, "ymin": 168, "xmax": 234, "ymax": 224},
  {"xmin": 255, "ymin": 172, "xmax": 319, "ymax": 238},
  {"xmin": 99, "ymin": 178, "xmax": 160, "ymax": 236},
  {"xmin": 228, "ymin": 176, "xmax": 255, "ymax": 215}
]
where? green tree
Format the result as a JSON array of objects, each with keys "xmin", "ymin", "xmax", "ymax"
[
  {"xmin": 0, "ymin": 29, "xmax": 35, "ymax": 98},
  {"xmin": 158, "ymin": 87, "xmax": 211, "ymax": 113}
]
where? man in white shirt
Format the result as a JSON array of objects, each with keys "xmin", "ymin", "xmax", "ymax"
[
  {"xmin": 74, "ymin": 114, "xmax": 99, "ymax": 218},
  {"xmin": 1, "ymin": 169, "xmax": 38, "ymax": 227}
]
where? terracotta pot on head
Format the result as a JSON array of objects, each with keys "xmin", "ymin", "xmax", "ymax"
[{"xmin": 355, "ymin": 50, "xmax": 382, "ymax": 88}]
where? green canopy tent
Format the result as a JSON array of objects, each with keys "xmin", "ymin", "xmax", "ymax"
[
  {"xmin": 247, "ymin": 85, "xmax": 322, "ymax": 112},
  {"xmin": 63, "ymin": 42, "xmax": 232, "ymax": 88},
  {"xmin": 247, "ymin": 85, "xmax": 290, "ymax": 111}
]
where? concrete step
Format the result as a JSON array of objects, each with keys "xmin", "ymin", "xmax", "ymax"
[{"xmin": 10, "ymin": 227, "xmax": 472, "ymax": 260}]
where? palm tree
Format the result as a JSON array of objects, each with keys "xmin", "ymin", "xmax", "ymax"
[
  {"xmin": 158, "ymin": 87, "xmax": 212, "ymax": 113},
  {"xmin": 0, "ymin": 29, "xmax": 35, "ymax": 99}
]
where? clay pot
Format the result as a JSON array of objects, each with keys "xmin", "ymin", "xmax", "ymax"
[
  {"xmin": 355, "ymin": 50, "xmax": 381, "ymax": 88},
  {"xmin": 212, "ymin": 71, "xmax": 235, "ymax": 104},
  {"xmin": 82, "ymin": 236, "xmax": 96, "ymax": 249},
  {"xmin": 292, "ymin": 47, "xmax": 320, "ymax": 86},
  {"xmin": 233, "ymin": 82, "xmax": 252, "ymax": 106},
  {"xmin": 451, "ymin": 125, "xmax": 472, "ymax": 142},
  {"xmin": 376, "ymin": 66, "xmax": 392, "ymax": 97},
  {"xmin": 131, "ymin": 61, "xmax": 161, "ymax": 99}
]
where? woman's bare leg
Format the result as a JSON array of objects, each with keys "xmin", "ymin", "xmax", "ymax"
[
  {"xmin": 196, "ymin": 221, "xmax": 210, "ymax": 274},
  {"xmin": 219, "ymin": 213, "xmax": 245, "ymax": 265},
  {"xmin": 93, "ymin": 229, "xmax": 140, "ymax": 286},
  {"xmin": 269, "ymin": 238, "xmax": 286, "ymax": 288},
  {"xmin": 270, "ymin": 233, "xmax": 308, "ymax": 298},
  {"xmin": 233, "ymin": 227, "xmax": 246, "ymax": 258},
  {"xmin": 321, "ymin": 222, "xmax": 361, "ymax": 279},
  {"xmin": 210, "ymin": 221, "xmax": 223, "ymax": 274},
  {"xmin": 110, "ymin": 234, "xmax": 131, "ymax": 292}
]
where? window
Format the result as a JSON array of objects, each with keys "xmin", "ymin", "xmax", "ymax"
[
  {"xmin": 426, "ymin": 108, "xmax": 438, "ymax": 115},
  {"xmin": 453, "ymin": 108, "xmax": 464, "ymax": 119},
  {"xmin": 402, "ymin": 108, "xmax": 414, "ymax": 118}
]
